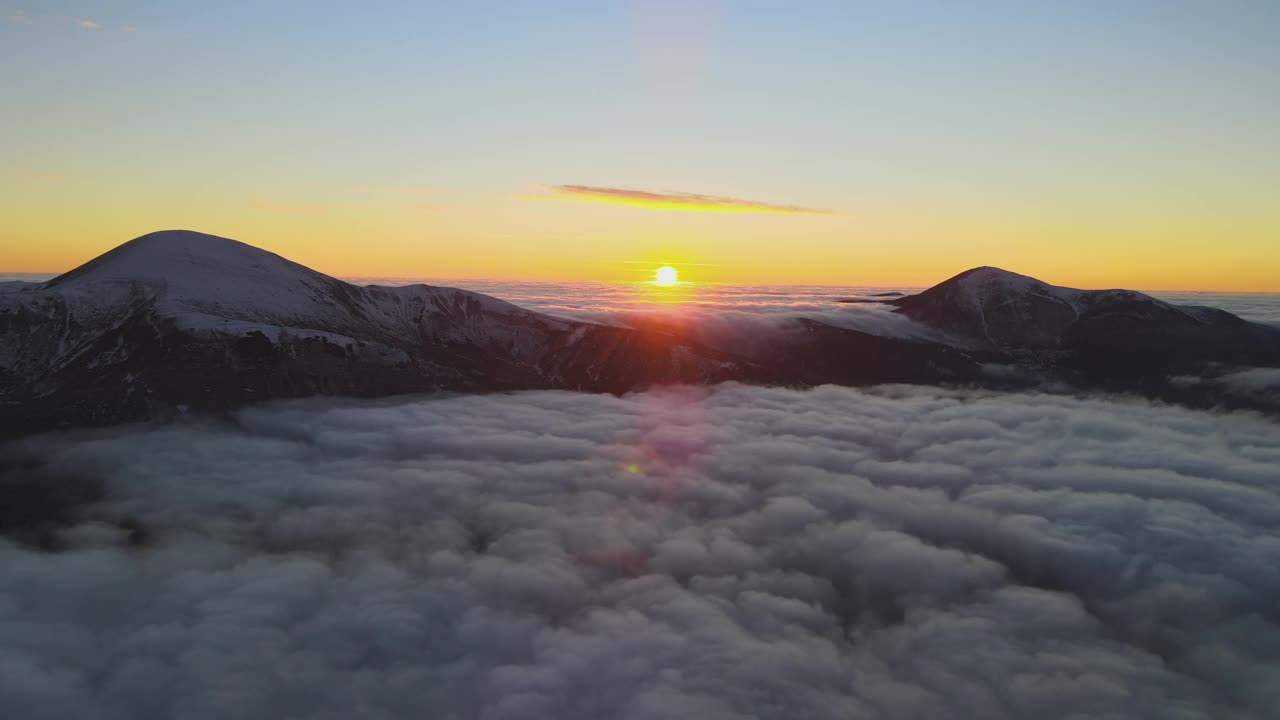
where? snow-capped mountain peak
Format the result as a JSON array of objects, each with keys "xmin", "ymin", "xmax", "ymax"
[
  {"xmin": 38, "ymin": 229, "xmax": 543, "ymax": 339},
  {"xmin": 931, "ymin": 266, "xmax": 1090, "ymax": 313},
  {"xmin": 889, "ymin": 266, "xmax": 1259, "ymax": 352},
  {"xmin": 46, "ymin": 230, "xmax": 320, "ymax": 291},
  {"xmin": 44, "ymin": 230, "xmax": 370, "ymax": 330}
]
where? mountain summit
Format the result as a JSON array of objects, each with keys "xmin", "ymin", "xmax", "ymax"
[
  {"xmin": 39, "ymin": 229, "xmax": 542, "ymax": 340},
  {"xmin": 890, "ymin": 265, "xmax": 1280, "ymax": 374},
  {"xmin": 890, "ymin": 266, "xmax": 1157, "ymax": 347},
  {"xmin": 46, "ymin": 229, "xmax": 321, "ymax": 290}
]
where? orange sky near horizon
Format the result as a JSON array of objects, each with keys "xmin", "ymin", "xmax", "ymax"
[{"xmin": 3, "ymin": 174, "xmax": 1278, "ymax": 293}]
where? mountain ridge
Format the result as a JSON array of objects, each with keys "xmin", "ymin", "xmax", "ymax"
[
  {"xmin": 3, "ymin": 231, "xmax": 1279, "ymax": 435},
  {"xmin": 889, "ymin": 265, "xmax": 1272, "ymax": 357},
  {"xmin": 1, "ymin": 231, "xmax": 785, "ymax": 433}
]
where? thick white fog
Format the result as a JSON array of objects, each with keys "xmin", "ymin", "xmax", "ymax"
[{"xmin": 3, "ymin": 384, "xmax": 1280, "ymax": 719}]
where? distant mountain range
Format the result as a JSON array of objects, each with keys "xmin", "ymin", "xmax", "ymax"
[{"xmin": 3, "ymin": 230, "xmax": 1278, "ymax": 435}]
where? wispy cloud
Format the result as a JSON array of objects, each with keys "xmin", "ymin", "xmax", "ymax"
[
  {"xmin": 123, "ymin": 25, "xmax": 138, "ymax": 33},
  {"xmin": 78, "ymin": 19, "xmax": 100, "ymax": 29},
  {"xmin": 8, "ymin": 10, "xmax": 32, "ymax": 24},
  {"xmin": 15, "ymin": 170, "xmax": 62, "ymax": 180},
  {"xmin": 344, "ymin": 186, "xmax": 445, "ymax": 195},
  {"xmin": 537, "ymin": 185, "xmax": 832, "ymax": 215}
]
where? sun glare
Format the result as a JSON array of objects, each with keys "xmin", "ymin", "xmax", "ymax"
[{"xmin": 655, "ymin": 266, "xmax": 678, "ymax": 286}]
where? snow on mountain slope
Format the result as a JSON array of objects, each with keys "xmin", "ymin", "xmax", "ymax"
[
  {"xmin": 0, "ymin": 230, "xmax": 602, "ymax": 403},
  {"xmin": 39, "ymin": 229, "xmax": 560, "ymax": 344},
  {"xmin": 890, "ymin": 266, "xmax": 1236, "ymax": 349},
  {"xmin": 2, "ymin": 231, "xmax": 782, "ymax": 434},
  {"xmin": 955, "ymin": 267, "xmax": 1088, "ymax": 310}
]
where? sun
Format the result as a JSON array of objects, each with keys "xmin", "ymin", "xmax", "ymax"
[{"xmin": 654, "ymin": 266, "xmax": 678, "ymax": 286}]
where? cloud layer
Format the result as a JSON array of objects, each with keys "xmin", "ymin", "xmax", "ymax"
[
  {"xmin": 345, "ymin": 279, "xmax": 951, "ymax": 350},
  {"xmin": 1172, "ymin": 367, "xmax": 1280, "ymax": 406},
  {"xmin": 541, "ymin": 185, "xmax": 831, "ymax": 214},
  {"xmin": 343, "ymin": 280, "xmax": 1280, "ymax": 350},
  {"xmin": 3, "ymin": 385, "xmax": 1280, "ymax": 719}
]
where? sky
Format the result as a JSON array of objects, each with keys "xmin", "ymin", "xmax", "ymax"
[{"xmin": 2, "ymin": 1, "xmax": 1278, "ymax": 290}]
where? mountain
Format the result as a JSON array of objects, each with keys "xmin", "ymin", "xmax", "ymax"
[
  {"xmin": 0, "ymin": 231, "xmax": 981, "ymax": 435},
  {"xmin": 888, "ymin": 266, "xmax": 1280, "ymax": 378},
  {"xmin": 0, "ymin": 231, "xmax": 761, "ymax": 434},
  {"xmin": 3, "ymin": 235, "xmax": 1277, "ymax": 436}
]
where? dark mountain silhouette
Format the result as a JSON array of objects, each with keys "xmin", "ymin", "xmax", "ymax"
[{"xmin": 889, "ymin": 266, "xmax": 1280, "ymax": 379}]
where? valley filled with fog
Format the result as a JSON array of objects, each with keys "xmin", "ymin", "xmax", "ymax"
[{"xmin": 4, "ymin": 384, "xmax": 1280, "ymax": 719}]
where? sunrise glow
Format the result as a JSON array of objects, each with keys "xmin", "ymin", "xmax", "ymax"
[{"xmin": 654, "ymin": 266, "xmax": 678, "ymax": 287}]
